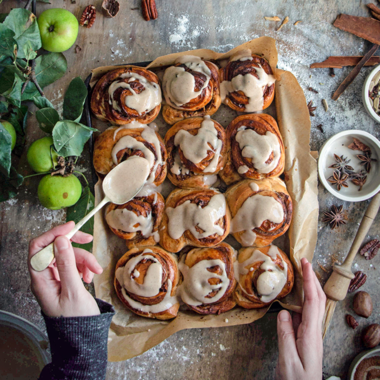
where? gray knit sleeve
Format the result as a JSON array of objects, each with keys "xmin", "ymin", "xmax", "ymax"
[{"xmin": 39, "ymin": 299, "xmax": 115, "ymax": 380}]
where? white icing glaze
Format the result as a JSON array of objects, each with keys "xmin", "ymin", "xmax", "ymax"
[
  {"xmin": 174, "ymin": 116, "xmax": 222, "ymax": 173},
  {"xmin": 111, "ymin": 126, "xmax": 163, "ymax": 183},
  {"xmin": 231, "ymin": 194, "xmax": 284, "ymax": 246},
  {"xmin": 238, "ymin": 165, "xmax": 249, "ymax": 174},
  {"xmin": 249, "ymin": 182, "xmax": 260, "ymax": 192},
  {"xmin": 103, "ymin": 156, "xmax": 150, "ymax": 204},
  {"xmin": 179, "ymin": 256, "xmax": 230, "ymax": 306},
  {"xmin": 236, "ymin": 128, "xmax": 281, "ymax": 174},
  {"xmin": 162, "ymin": 56, "xmax": 211, "ymax": 107},
  {"xmin": 221, "ymin": 65, "xmax": 275, "ymax": 112},
  {"xmin": 166, "ymin": 193, "xmax": 226, "ymax": 240},
  {"xmin": 135, "ymin": 183, "xmax": 161, "ymax": 198},
  {"xmin": 108, "ymin": 72, "xmax": 161, "ymax": 115},
  {"xmin": 202, "ymin": 174, "xmax": 218, "ymax": 187},
  {"xmin": 115, "ymin": 250, "xmax": 178, "ymax": 313},
  {"xmin": 237, "ymin": 246, "xmax": 287, "ymax": 302},
  {"xmin": 170, "ymin": 150, "xmax": 190, "ymax": 176}
]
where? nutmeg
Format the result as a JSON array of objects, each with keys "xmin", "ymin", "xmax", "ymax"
[
  {"xmin": 353, "ymin": 291, "xmax": 373, "ymax": 318},
  {"xmin": 362, "ymin": 324, "xmax": 380, "ymax": 348}
]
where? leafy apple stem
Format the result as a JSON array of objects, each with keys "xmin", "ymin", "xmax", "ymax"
[{"xmin": 23, "ymin": 171, "xmax": 52, "ymax": 179}]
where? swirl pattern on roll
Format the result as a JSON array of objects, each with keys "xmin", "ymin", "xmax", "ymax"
[
  {"xmin": 162, "ymin": 55, "xmax": 221, "ymax": 125},
  {"xmin": 105, "ymin": 191, "xmax": 165, "ymax": 249},
  {"xmin": 159, "ymin": 188, "xmax": 231, "ymax": 253},
  {"xmin": 234, "ymin": 245, "xmax": 294, "ymax": 309},
  {"xmin": 114, "ymin": 246, "xmax": 180, "ymax": 320},
  {"xmin": 354, "ymin": 356, "xmax": 380, "ymax": 380},
  {"xmin": 226, "ymin": 178, "xmax": 292, "ymax": 247},
  {"xmin": 91, "ymin": 66, "xmax": 162, "ymax": 125},
  {"xmin": 178, "ymin": 243, "xmax": 237, "ymax": 314},
  {"xmin": 93, "ymin": 125, "xmax": 167, "ymax": 186},
  {"xmin": 219, "ymin": 113, "xmax": 285, "ymax": 185},
  {"xmin": 165, "ymin": 116, "xmax": 227, "ymax": 188},
  {"xmin": 220, "ymin": 50, "xmax": 275, "ymax": 113}
]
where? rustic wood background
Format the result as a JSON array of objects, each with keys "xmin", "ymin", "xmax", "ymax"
[{"xmin": 1, "ymin": 0, "xmax": 380, "ymax": 379}]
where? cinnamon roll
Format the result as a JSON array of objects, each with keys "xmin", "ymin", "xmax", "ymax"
[
  {"xmin": 178, "ymin": 243, "xmax": 237, "ymax": 314},
  {"xmin": 159, "ymin": 188, "xmax": 231, "ymax": 253},
  {"xmin": 220, "ymin": 50, "xmax": 275, "ymax": 113},
  {"xmin": 162, "ymin": 55, "xmax": 221, "ymax": 125},
  {"xmin": 226, "ymin": 178, "xmax": 292, "ymax": 247},
  {"xmin": 93, "ymin": 125, "xmax": 167, "ymax": 186},
  {"xmin": 234, "ymin": 245, "xmax": 294, "ymax": 309},
  {"xmin": 105, "ymin": 190, "xmax": 164, "ymax": 249},
  {"xmin": 114, "ymin": 246, "xmax": 180, "ymax": 320},
  {"xmin": 91, "ymin": 66, "xmax": 161, "ymax": 125},
  {"xmin": 219, "ymin": 114, "xmax": 285, "ymax": 185},
  {"xmin": 165, "ymin": 116, "xmax": 227, "ymax": 188}
]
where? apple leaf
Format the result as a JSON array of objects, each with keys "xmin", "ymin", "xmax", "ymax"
[
  {"xmin": 52, "ymin": 120, "xmax": 97, "ymax": 157},
  {"xmin": 0, "ymin": 14, "xmax": 8, "ymax": 23},
  {"xmin": 23, "ymin": 40, "xmax": 37, "ymax": 62},
  {"xmin": 62, "ymin": 77, "xmax": 88, "ymax": 122},
  {"xmin": 0, "ymin": 166, "xmax": 24, "ymax": 202},
  {"xmin": 32, "ymin": 96, "xmax": 54, "ymax": 109},
  {"xmin": 0, "ymin": 100, "xmax": 8, "ymax": 114},
  {"xmin": 21, "ymin": 53, "xmax": 67, "ymax": 100},
  {"xmin": 0, "ymin": 68, "xmax": 22, "ymax": 107},
  {"xmin": 36, "ymin": 107, "xmax": 60, "ymax": 133},
  {"xmin": 6, "ymin": 105, "xmax": 28, "ymax": 135},
  {"xmin": 3, "ymin": 9, "xmax": 41, "ymax": 59},
  {"xmin": 0, "ymin": 24, "xmax": 17, "ymax": 61},
  {"xmin": 0, "ymin": 122, "xmax": 12, "ymax": 176},
  {"xmin": 66, "ymin": 185, "xmax": 95, "ymax": 252}
]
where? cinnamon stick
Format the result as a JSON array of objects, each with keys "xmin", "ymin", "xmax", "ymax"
[
  {"xmin": 332, "ymin": 44, "xmax": 379, "ymax": 101},
  {"xmin": 333, "ymin": 14, "xmax": 380, "ymax": 45},
  {"xmin": 367, "ymin": 3, "xmax": 380, "ymax": 16},
  {"xmin": 310, "ymin": 56, "xmax": 380, "ymax": 69}
]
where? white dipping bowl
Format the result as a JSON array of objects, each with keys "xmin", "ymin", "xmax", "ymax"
[
  {"xmin": 318, "ymin": 130, "xmax": 380, "ymax": 202},
  {"xmin": 362, "ymin": 64, "xmax": 380, "ymax": 123},
  {"xmin": 349, "ymin": 347, "xmax": 380, "ymax": 380}
]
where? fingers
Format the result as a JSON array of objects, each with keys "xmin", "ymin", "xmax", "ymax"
[
  {"xmin": 292, "ymin": 311, "xmax": 302, "ymax": 339},
  {"xmin": 277, "ymin": 310, "xmax": 299, "ymax": 365},
  {"xmin": 313, "ymin": 272, "xmax": 326, "ymax": 327},
  {"xmin": 73, "ymin": 247, "xmax": 103, "ymax": 275},
  {"xmin": 29, "ymin": 222, "xmax": 75, "ymax": 258},
  {"xmin": 70, "ymin": 231, "xmax": 93, "ymax": 245},
  {"xmin": 54, "ymin": 236, "xmax": 84, "ymax": 295}
]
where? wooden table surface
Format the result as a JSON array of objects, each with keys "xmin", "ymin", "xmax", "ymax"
[{"xmin": 1, "ymin": 0, "xmax": 380, "ymax": 379}]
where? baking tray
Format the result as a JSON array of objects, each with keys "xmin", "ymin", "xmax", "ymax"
[{"xmin": 82, "ymin": 60, "xmax": 283, "ymax": 313}]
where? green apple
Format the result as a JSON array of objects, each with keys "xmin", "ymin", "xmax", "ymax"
[
  {"xmin": 27, "ymin": 136, "xmax": 59, "ymax": 173},
  {"xmin": 1, "ymin": 120, "xmax": 16, "ymax": 150},
  {"xmin": 38, "ymin": 174, "xmax": 82, "ymax": 209},
  {"xmin": 38, "ymin": 8, "xmax": 79, "ymax": 53}
]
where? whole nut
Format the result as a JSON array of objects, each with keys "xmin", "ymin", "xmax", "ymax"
[
  {"xmin": 353, "ymin": 291, "xmax": 373, "ymax": 318},
  {"xmin": 362, "ymin": 324, "xmax": 380, "ymax": 348}
]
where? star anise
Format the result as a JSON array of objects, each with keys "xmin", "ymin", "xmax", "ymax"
[
  {"xmin": 357, "ymin": 152, "xmax": 377, "ymax": 173},
  {"xmin": 350, "ymin": 170, "xmax": 367, "ymax": 191},
  {"xmin": 329, "ymin": 154, "xmax": 354, "ymax": 173},
  {"xmin": 322, "ymin": 205, "xmax": 347, "ymax": 230},
  {"xmin": 348, "ymin": 137, "xmax": 371, "ymax": 153},
  {"xmin": 307, "ymin": 100, "xmax": 317, "ymax": 116},
  {"xmin": 327, "ymin": 170, "xmax": 349, "ymax": 191}
]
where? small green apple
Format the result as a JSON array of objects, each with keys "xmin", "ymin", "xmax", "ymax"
[
  {"xmin": 1, "ymin": 120, "xmax": 16, "ymax": 150},
  {"xmin": 27, "ymin": 136, "xmax": 59, "ymax": 173},
  {"xmin": 38, "ymin": 174, "xmax": 82, "ymax": 209},
  {"xmin": 38, "ymin": 8, "xmax": 79, "ymax": 53}
]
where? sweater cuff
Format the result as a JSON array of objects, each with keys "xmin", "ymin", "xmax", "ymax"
[{"xmin": 41, "ymin": 299, "xmax": 114, "ymax": 380}]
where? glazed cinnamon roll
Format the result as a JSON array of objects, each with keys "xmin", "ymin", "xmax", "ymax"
[
  {"xmin": 165, "ymin": 116, "xmax": 227, "ymax": 188},
  {"xmin": 91, "ymin": 66, "xmax": 161, "ymax": 125},
  {"xmin": 105, "ymin": 190, "xmax": 164, "ymax": 249},
  {"xmin": 93, "ymin": 125, "xmax": 167, "ymax": 186},
  {"xmin": 220, "ymin": 50, "xmax": 275, "ymax": 113},
  {"xmin": 159, "ymin": 188, "xmax": 231, "ymax": 253},
  {"xmin": 219, "ymin": 113, "xmax": 285, "ymax": 185},
  {"xmin": 178, "ymin": 243, "xmax": 237, "ymax": 314},
  {"xmin": 114, "ymin": 246, "xmax": 180, "ymax": 320},
  {"xmin": 234, "ymin": 245, "xmax": 294, "ymax": 309},
  {"xmin": 162, "ymin": 55, "xmax": 221, "ymax": 125},
  {"xmin": 226, "ymin": 178, "xmax": 292, "ymax": 247}
]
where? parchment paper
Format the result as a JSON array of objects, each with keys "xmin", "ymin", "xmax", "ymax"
[{"xmin": 91, "ymin": 37, "xmax": 318, "ymax": 361}]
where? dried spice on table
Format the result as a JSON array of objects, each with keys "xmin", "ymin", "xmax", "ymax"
[
  {"xmin": 348, "ymin": 137, "xmax": 371, "ymax": 153},
  {"xmin": 307, "ymin": 100, "xmax": 317, "ymax": 116},
  {"xmin": 357, "ymin": 152, "xmax": 377, "ymax": 173},
  {"xmin": 360, "ymin": 239, "xmax": 380, "ymax": 260},
  {"xmin": 316, "ymin": 124, "xmax": 324, "ymax": 133},
  {"xmin": 348, "ymin": 271, "xmax": 367, "ymax": 293},
  {"xmin": 327, "ymin": 170, "xmax": 349, "ymax": 191},
  {"xmin": 350, "ymin": 170, "xmax": 367, "ymax": 191},
  {"xmin": 322, "ymin": 205, "xmax": 347, "ymax": 229},
  {"xmin": 264, "ymin": 16, "xmax": 281, "ymax": 21},
  {"xmin": 80, "ymin": 5, "xmax": 96, "ymax": 28},
  {"xmin": 276, "ymin": 16, "xmax": 289, "ymax": 31},
  {"xmin": 329, "ymin": 154, "xmax": 354, "ymax": 173},
  {"xmin": 308, "ymin": 87, "xmax": 319, "ymax": 93}
]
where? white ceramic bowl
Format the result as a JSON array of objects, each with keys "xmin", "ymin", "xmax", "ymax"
[
  {"xmin": 318, "ymin": 130, "xmax": 380, "ymax": 202},
  {"xmin": 362, "ymin": 64, "xmax": 380, "ymax": 123},
  {"xmin": 348, "ymin": 347, "xmax": 380, "ymax": 380}
]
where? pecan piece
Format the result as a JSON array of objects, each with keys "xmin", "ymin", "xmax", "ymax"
[
  {"xmin": 360, "ymin": 239, "xmax": 380, "ymax": 260},
  {"xmin": 346, "ymin": 314, "xmax": 359, "ymax": 329},
  {"xmin": 102, "ymin": 0, "xmax": 120, "ymax": 18},
  {"xmin": 348, "ymin": 271, "xmax": 367, "ymax": 293},
  {"xmin": 80, "ymin": 5, "xmax": 96, "ymax": 28},
  {"xmin": 142, "ymin": 0, "xmax": 158, "ymax": 21}
]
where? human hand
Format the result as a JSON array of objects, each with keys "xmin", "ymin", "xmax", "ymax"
[
  {"xmin": 28, "ymin": 221, "xmax": 103, "ymax": 318},
  {"xmin": 275, "ymin": 258, "xmax": 326, "ymax": 380}
]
